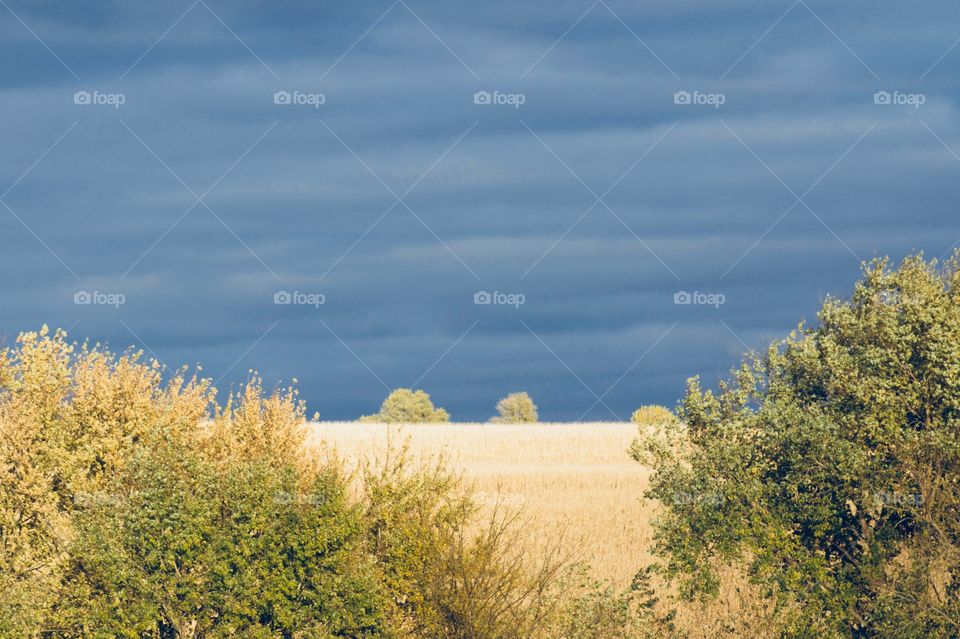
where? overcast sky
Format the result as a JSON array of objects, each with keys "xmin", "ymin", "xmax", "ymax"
[{"xmin": 1, "ymin": 1, "xmax": 958, "ymax": 420}]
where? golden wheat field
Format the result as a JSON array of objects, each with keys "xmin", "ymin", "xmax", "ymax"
[{"xmin": 307, "ymin": 421, "xmax": 655, "ymax": 587}]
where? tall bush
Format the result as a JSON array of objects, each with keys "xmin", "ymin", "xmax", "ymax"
[
  {"xmin": 632, "ymin": 253, "xmax": 960, "ymax": 638},
  {"xmin": 1, "ymin": 326, "xmax": 685, "ymax": 638},
  {"xmin": 0, "ymin": 327, "xmax": 215, "ymax": 635},
  {"xmin": 0, "ymin": 327, "xmax": 389, "ymax": 637},
  {"xmin": 51, "ymin": 444, "xmax": 386, "ymax": 637}
]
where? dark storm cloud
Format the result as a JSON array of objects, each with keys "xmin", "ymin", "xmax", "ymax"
[{"xmin": 1, "ymin": 0, "xmax": 959, "ymax": 419}]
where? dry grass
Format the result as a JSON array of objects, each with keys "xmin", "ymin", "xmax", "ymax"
[
  {"xmin": 307, "ymin": 421, "xmax": 654, "ymax": 587},
  {"xmin": 308, "ymin": 421, "xmax": 790, "ymax": 637}
]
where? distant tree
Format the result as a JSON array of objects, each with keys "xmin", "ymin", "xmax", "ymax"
[
  {"xmin": 632, "ymin": 253, "xmax": 960, "ymax": 638},
  {"xmin": 491, "ymin": 392, "xmax": 538, "ymax": 423},
  {"xmin": 361, "ymin": 388, "xmax": 450, "ymax": 423},
  {"xmin": 630, "ymin": 405, "xmax": 676, "ymax": 427}
]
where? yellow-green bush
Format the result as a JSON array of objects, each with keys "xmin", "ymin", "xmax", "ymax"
[
  {"xmin": 1, "ymin": 327, "xmax": 654, "ymax": 638},
  {"xmin": 0, "ymin": 328, "xmax": 696, "ymax": 639},
  {"xmin": 360, "ymin": 388, "xmax": 450, "ymax": 423},
  {"xmin": 0, "ymin": 326, "xmax": 387, "ymax": 637},
  {"xmin": 630, "ymin": 405, "xmax": 676, "ymax": 426},
  {"xmin": 491, "ymin": 391, "xmax": 538, "ymax": 423}
]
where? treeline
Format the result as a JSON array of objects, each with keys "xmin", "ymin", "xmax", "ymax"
[
  {"xmin": 359, "ymin": 388, "xmax": 540, "ymax": 423},
  {"xmin": 358, "ymin": 387, "xmax": 674, "ymax": 425}
]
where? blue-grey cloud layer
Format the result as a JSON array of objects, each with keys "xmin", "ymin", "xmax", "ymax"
[{"xmin": 2, "ymin": 0, "xmax": 958, "ymax": 420}]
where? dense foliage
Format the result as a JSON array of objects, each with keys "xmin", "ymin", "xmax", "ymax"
[
  {"xmin": 491, "ymin": 392, "xmax": 539, "ymax": 423},
  {"xmin": 1, "ymin": 328, "xmax": 654, "ymax": 638},
  {"xmin": 12, "ymin": 253, "xmax": 951, "ymax": 637},
  {"xmin": 0, "ymin": 327, "xmax": 388, "ymax": 637},
  {"xmin": 633, "ymin": 253, "xmax": 960, "ymax": 638},
  {"xmin": 360, "ymin": 389, "xmax": 450, "ymax": 423},
  {"xmin": 630, "ymin": 405, "xmax": 676, "ymax": 427}
]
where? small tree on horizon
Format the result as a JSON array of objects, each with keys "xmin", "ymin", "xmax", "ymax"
[
  {"xmin": 630, "ymin": 405, "xmax": 676, "ymax": 426},
  {"xmin": 360, "ymin": 388, "xmax": 450, "ymax": 423},
  {"xmin": 491, "ymin": 392, "xmax": 538, "ymax": 423}
]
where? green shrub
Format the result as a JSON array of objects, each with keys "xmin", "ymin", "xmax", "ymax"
[
  {"xmin": 52, "ymin": 444, "xmax": 386, "ymax": 638},
  {"xmin": 549, "ymin": 566, "xmax": 678, "ymax": 639},
  {"xmin": 362, "ymin": 442, "xmax": 565, "ymax": 639},
  {"xmin": 632, "ymin": 253, "xmax": 960, "ymax": 638},
  {"xmin": 0, "ymin": 327, "xmax": 389, "ymax": 637},
  {"xmin": 0, "ymin": 327, "xmax": 684, "ymax": 638},
  {"xmin": 630, "ymin": 405, "xmax": 676, "ymax": 426},
  {"xmin": 0, "ymin": 327, "xmax": 216, "ymax": 635},
  {"xmin": 491, "ymin": 391, "xmax": 539, "ymax": 423},
  {"xmin": 360, "ymin": 388, "xmax": 450, "ymax": 423}
]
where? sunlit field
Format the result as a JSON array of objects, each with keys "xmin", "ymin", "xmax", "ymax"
[{"xmin": 307, "ymin": 421, "xmax": 654, "ymax": 587}]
